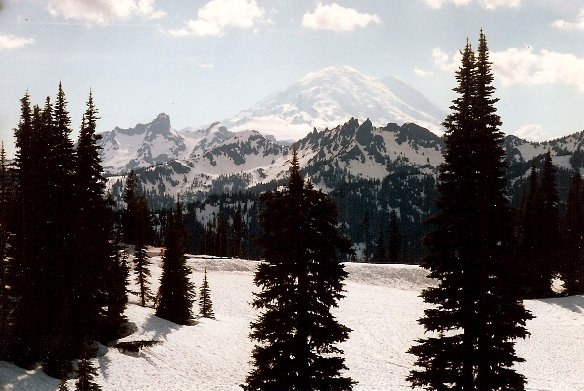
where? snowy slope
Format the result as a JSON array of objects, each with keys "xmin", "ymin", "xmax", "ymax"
[
  {"xmin": 224, "ymin": 66, "xmax": 446, "ymax": 141},
  {"xmin": 99, "ymin": 115, "xmax": 232, "ymax": 174},
  {"xmin": 2, "ymin": 255, "xmax": 583, "ymax": 391},
  {"xmin": 133, "ymin": 118, "xmax": 444, "ymax": 199}
]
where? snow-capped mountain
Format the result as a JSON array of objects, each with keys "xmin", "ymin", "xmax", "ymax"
[
  {"xmin": 223, "ymin": 66, "xmax": 446, "ymax": 140},
  {"xmin": 130, "ymin": 118, "xmax": 443, "ymax": 199},
  {"xmin": 99, "ymin": 114, "xmax": 232, "ymax": 173},
  {"xmin": 99, "ymin": 66, "xmax": 445, "ymax": 174}
]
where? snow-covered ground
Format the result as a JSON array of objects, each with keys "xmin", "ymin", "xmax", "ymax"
[{"xmin": 1, "ymin": 253, "xmax": 583, "ymax": 390}]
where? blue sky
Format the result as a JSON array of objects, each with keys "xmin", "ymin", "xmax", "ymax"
[{"xmin": 1, "ymin": 0, "xmax": 584, "ymax": 157}]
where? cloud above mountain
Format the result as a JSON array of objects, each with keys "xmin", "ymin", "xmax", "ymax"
[
  {"xmin": 46, "ymin": 0, "xmax": 166, "ymax": 24},
  {"xmin": 420, "ymin": 45, "xmax": 584, "ymax": 93},
  {"xmin": 302, "ymin": 3, "xmax": 380, "ymax": 31},
  {"xmin": 423, "ymin": 0, "xmax": 521, "ymax": 10},
  {"xmin": 0, "ymin": 32, "xmax": 34, "ymax": 50},
  {"xmin": 168, "ymin": 0, "xmax": 268, "ymax": 37}
]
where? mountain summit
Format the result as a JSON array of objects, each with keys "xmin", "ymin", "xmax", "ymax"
[{"xmin": 223, "ymin": 66, "xmax": 446, "ymax": 141}]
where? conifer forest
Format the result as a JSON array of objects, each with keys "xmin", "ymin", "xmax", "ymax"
[{"xmin": 0, "ymin": 31, "xmax": 583, "ymax": 391}]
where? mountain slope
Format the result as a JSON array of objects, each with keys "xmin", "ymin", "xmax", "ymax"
[
  {"xmin": 131, "ymin": 118, "xmax": 443, "ymax": 199},
  {"xmin": 223, "ymin": 66, "xmax": 446, "ymax": 141},
  {"xmin": 99, "ymin": 115, "xmax": 232, "ymax": 173}
]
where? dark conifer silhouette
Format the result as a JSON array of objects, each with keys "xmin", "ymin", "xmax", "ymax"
[
  {"xmin": 156, "ymin": 201, "xmax": 194, "ymax": 324},
  {"xmin": 563, "ymin": 171, "xmax": 584, "ymax": 295},
  {"xmin": 75, "ymin": 342, "xmax": 102, "ymax": 391},
  {"xmin": 407, "ymin": 32, "xmax": 532, "ymax": 391},
  {"xmin": 372, "ymin": 228, "xmax": 386, "ymax": 263},
  {"xmin": 231, "ymin": 205, "xmax": 244, "ymax": 258},
  {"xmin": 199, "ymin": 268, "xmax": 215, "ymax": 319},
  {"xmin": 388, "ymin": 210, "xmax": 401, "ymax": 263},
  {"xmin": 243, "ymin": 147, "xmax": 354, "ymax": 391}
]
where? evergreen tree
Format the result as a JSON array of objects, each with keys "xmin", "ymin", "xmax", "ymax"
[
  {"xmin": 362, "ymin": 211, "xmax": 371, "ymax": 262},
  {"xmin": 101, "ymin": 232, "xmax": 130, "ymax": 340},
  {"xmin": 58, "ymin": 377, "xmax": 70, "ymax": 391},
  {"xmin": 533, "ymin": 150, "xmax": 560, "ymax": 297},
  {"xmin": 407, "ymin": 32, "xmax": 532, "ymax": 391},
  {"xmin": 122, "ymin": 170, "xmax": 139, "ymax": 245},
  {"xmin": 243, "ymin": 147, "xmax": 354, "ymax": 391},
  {"xmin": 75, "ymin": 342, "xmax": 102, "ymax": 391},
  {"xmin": 156, "ymin": 201, "xmax": 194, "ymax": 324},
  {"xmin": 372, "ymin": 228, "xmax": 386, "ymax": 263},
  {"xmin": 518, "ymin": 160, "xmax": 539, "ymax": 297},
  {"xmin": 199, "ymin": 268, "xmax": 215, "ymax": 319},
  {"xmin": 231, "ymin": 205, "xmax": 244, "ymax": 258},
  {"xmin": 388, "ymin": 210, "xmax": 402, "ymax": 264},
  {"xmin": 133, "ymin": 196, "xmax": 154, "ymax": 307},
  {"xmin": 563, "ymin": 172, "xmax": 584, "ymax": 295},
  {"xmin": 72, "ymin": 91, "xmax": 109, "ymax": 348},
  {"xmin": 0, "ymin": 142, "xmax": 12, "ymax": 359}
]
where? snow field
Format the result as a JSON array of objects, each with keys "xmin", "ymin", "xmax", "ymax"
[{"xmin": 1, "ymin": 253, "xmax": 583, "ymax": 390}]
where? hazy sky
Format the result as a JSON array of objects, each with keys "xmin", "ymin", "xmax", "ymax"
[{"xmin": 2, "ymin": 0, "xmax": 584, "ymax": 157}]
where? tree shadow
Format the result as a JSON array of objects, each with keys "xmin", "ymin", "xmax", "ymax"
[
  {"xmin": 142, "ymin": 313, "xmax": 181, "ymax": 341},
  {"xmin": 0, "ymin": 362, "xmax": 59, "ymax": 390},
  {"xmin": 538, "ymin": 295, "xmax": 584, "ymax": 313}
]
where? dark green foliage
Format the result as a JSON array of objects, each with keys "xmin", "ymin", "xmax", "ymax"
[
  {"xmin": 563, "ymin": 172, "xmax": 584, "ymax": 294},
  {"xmin": 199, "ymin": 268, "xmax": 215, "ymax": 319},
  {"xmin": 156, "ymin": 201, "xmax": 194, "ymax": 324},
  {"xmin": 231, "ymin": 206, "xmax": 244, "ymax": 258},
  {"xmin": 0, "ymin": 142, "xmax": 14, "ymax": 360},
  {"xmin": 100, "ymin": 234, "xmax": 130, "ymax": 341},
  {"xmin": 8, "ymin": 87, "xmax": 127, "ymax": 377},
  {"xmin": 408, "ymin": 32, "xmax": 532, "ymax": 391},
  {"xmin": 58, "ymin": 377, "xmax": 70, "ymax": 391},
  {"xmin": 74, "ymin": 343, "xmax": 102, "ymax": 391},
  {"xmin": 362, "ymin": 211, "xmax": 371, "ymax": 262},
  {"xmin": 519, "ymin": 152, "xmax": 560, "ymax": 298},
  {"xmin": 243, "ymin": 148, "xmax": 354, "ymax": 391},
  {"xmin": 372, "ymin": 228, "xmax": 386, "ymax": 263},
  {"xmin": 388, "ymin": 210, "xmax": 402, "ymax": 263},
  {"xmin": 122, "ymin": 170, "xmax": 139, "ymax": 244}
]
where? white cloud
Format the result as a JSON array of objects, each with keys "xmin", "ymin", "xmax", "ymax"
[
  {"xmin": 168, "ymin": 0, "xmax": 267, "ymax": 37},
  {"xmin": 424, "ymin": 0, "xmax": 520, "ymax": 10},
  {"xmin": 47, "ymin": 0, "xmax": 166, "ymax": 25},
  {"xmin": 301, "ymin": 3, "xmax": 380, "ymax": 31},
  {"xmin": 552, "ymin": 8, "xmax": 584, "ymax": 30},
  {"xmin": 0, "ymin": 32, "xmax": 34, "ymax": 50},
  {"xmin": 492, "ymin": 47, "xmax": 584, "ymax": 92},
  {"xmin": 515, "ymin": 124, "xmax": 550, "ymax": 142},
  {"xmin": 429, "ymin": 46, "xmax": 584, "ymax": 92},
  {"xmin": 414, "ymin": 68, "xmax": 434, "ymax": 77},
  {"xmin": 431, "ymin": 47, "xmax": 462, "ymax": 72}
]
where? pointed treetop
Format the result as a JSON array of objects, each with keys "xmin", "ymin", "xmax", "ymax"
[{"xmin": 288, "ymin": 144, "xmax": 304, "ymax": 194}]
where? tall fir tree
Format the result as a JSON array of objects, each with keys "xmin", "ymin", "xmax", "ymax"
[
  {"xmin": 372, "ymin": 228, "xmax": 386, "ymax": 263},
  {"xmin": 518, "ymin": 159, "xmax": 540, "ymax": 297},
  {"xmin": 407, "ymin": 32, "xmax": 532, "ymax": 391},
  {"xmin": 563, "ymin": 171, "xmax": 584, "ymax": 295},
  {"xmin": 122, "ymin": 169, "xmax": 139, "ymax": 245},
  {"xmin": 533, "ymin": 150, "xmax": 560, "ymax": 297},
  {"xmin": 156, "ymin": 200, "xmax": 194, "ymax": 324},
  {"xmin": 0, "ymin": 142, "xmax": 13, "ymax": 359},
  {"xmin": 388, "ymin": 210, "xmax": 401, "ymax": 264},
  {"xmin": 243, "ymin": 147, "xmax": 354, "ymax": 391},
  {"xmin": 74, "ymin": 341, "xmax": 102, "ymax": 391},
  {"xmin": 231, "ymin": 205, "xmax": 244, "ymax": 259},
  {"xmin": 133, "ymin": 196, "xmax": 154, "ymax": 308},
  {"xmin": 198, "ymin": 268, "xmax": 215, "ymax": 319},
  {"xmin": 72, "ymin": 91, "xmax": 109, "ymax": 348}
]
